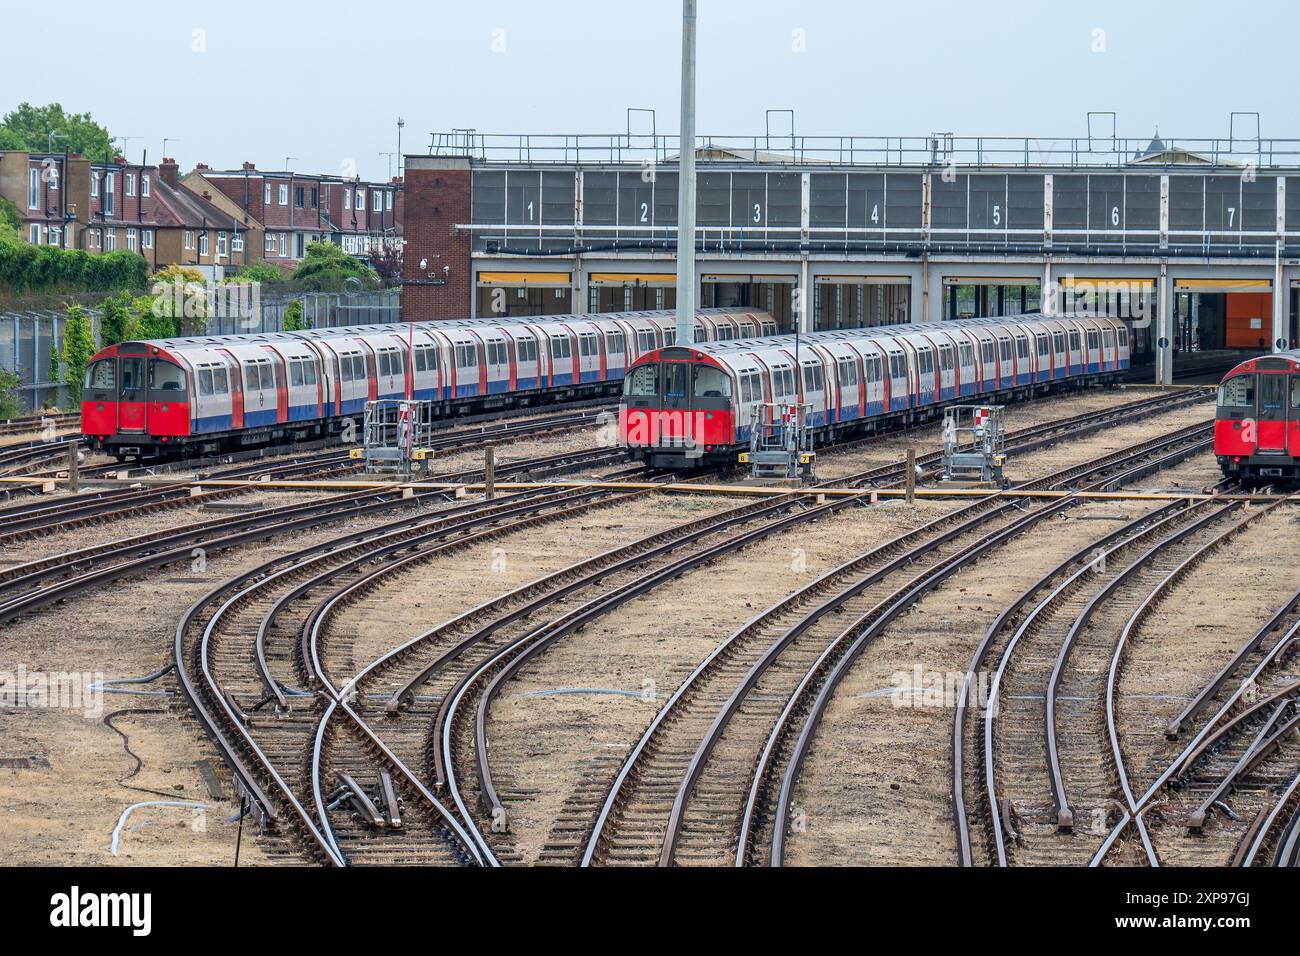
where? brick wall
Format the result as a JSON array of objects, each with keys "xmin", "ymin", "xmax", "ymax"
[{"xmin": 401, "ymin": 159, "xmax": 471, "ymax": 321}]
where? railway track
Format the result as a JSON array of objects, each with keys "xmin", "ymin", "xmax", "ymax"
[
  {"xmin": 0, "ymin": 406, "xmax": 618, "ymax": 536},
  {"xmin": 34, "ymin": 386, "xmax": 1214, "ymax": 867},
  {"xmin": 572, "ymin": 424, "xmax": 1217, "ymax": 866},
  {"xmin": 833, "ymin": 386, "xmax": 1211, "ymax": 487},
  {"xmin": 172, "ymin": 483, "xmax": 637, "ymax": 865},
  {"xmin": 0, "ymin": 411, "xmax": 79, "ymax": 440},
  {"xmin": 338, "ymin": 394, "xmax": 1213, "ymax": 867},
  {"xmin": 956, "ymin": 482, "xmax": 1298, "ymax": 867}
]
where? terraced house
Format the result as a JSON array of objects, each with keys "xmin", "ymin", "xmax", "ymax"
[
  {"xmin": 195, "ymin": 162, "xmax": 403, "ymax": 266},
  {"xmin": 0, "ymin": 150, "xmax": 253, "ymax": 273}
]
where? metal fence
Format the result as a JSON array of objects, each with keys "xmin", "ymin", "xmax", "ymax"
[
  {"xmin": 429, "ymin": 126, "xmax": 1299, "ymax": 170},
  {"xmin": 0, "ymin": 309, "xmax": 102, "ymax": 411},
  {"xmin": 2, "ymin": 289, "xmax": 401, "ymax": 411}
]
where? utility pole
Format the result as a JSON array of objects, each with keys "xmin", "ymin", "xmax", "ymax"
[
  {"xmin": 674, "ymin": 0, "xmax": 698, "ymax": 347},
  {"xmin": 397, "ymin": 117, "xmax": 405, "ymax": 178}
]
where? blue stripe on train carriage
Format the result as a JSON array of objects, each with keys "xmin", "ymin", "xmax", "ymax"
[{"xmin": 193, "ymin": 413, "xmax": 234, "ymax": 433}]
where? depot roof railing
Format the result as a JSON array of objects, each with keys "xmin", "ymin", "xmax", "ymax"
[{"xmin": 427, "ymin": 130, "xmax": 1300, "ymax": 170}]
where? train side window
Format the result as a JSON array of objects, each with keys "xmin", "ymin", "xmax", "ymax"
[
  {"xmin": 148, "ymin": 360, "xmax": 184, "ymax": 392},
  {"xmin": 1291, "ymin": 375, "xmax": 1300, "ymax": 409},
  {"xmin": 624, "ymin": 365, "xmax": 658, "ymax": 397},
  {"xmin": 303, "ymin": 362, "xmax": 317, "ymax": 386},
  {"xmin": 1016, "ymin": 336, "xmax": 1029, "ymax": 360},
  {"xmin": 959, "ymin": 343, "xmax": 973, "ymax": 367},
  {"xmin": 1087, "ymin": 330, "xmax": 1099, "ymax": 351},
  {"xmin": 1117, "ymin": 327, "xmax": 1128, "ymax": 348},
  {"xmin": 693, "ymin": 366, "xmax": 732, "ymax": 398},
  {"xmin": 1217, "ymin": 375, "xmax": 1254, "ymax": 408},
  {"xmin": 606, "ymin": 331, "xmax": 625, "ymax": 354},
  {"xmin": 198, "ymin": 368, "xmax": 214, "ymax": 396},
  {"xmin": 85, "ymin": 359, "xmax": 116, "ymax": 389},
  {"xmin": 549, "ymin": 337, "xmax": 571, "ymax": 361},
  {"xmin": 290, "ymin": 360, "xmax": 304, "ymax": 387},
  {"xmin": 340, "ymin": 357, "xmax": 353, "ymax": 383},
  {"xmin": 1069, "ymin": 330, "xmax": 1082, "ymax": 352},
  {"xmin": 213, "ymin": 367, "xmax": 228, "ymax": 394}
]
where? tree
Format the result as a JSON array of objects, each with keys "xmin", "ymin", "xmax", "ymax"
[
  {"xmin": 0, "ymin": 198, "xmax": 20, "ymax": 240},
  {"xmin": 59, "ymin": 305, "xmax": 97, "ymax": 404},
  {"xmin": 282, "ymin": 299, "xmax": 307, "ymax": 332},
  {"xmin": 230, "ymin": 261, "xmax": 286, "ymax": 285},
  {"xmin": 365, "ymin": 245, "xmax": 403, "ymax": 286},
  {"xmin": 292, "ymin": 241, "xmax": 380, "ymax": 292},
  {"xmin": 0, "ymin": 368, "xmax": 22, "ymax": 418},
  {"xmin": 0, "ymin": 103, "xmax": 118, "ymax": 160}
]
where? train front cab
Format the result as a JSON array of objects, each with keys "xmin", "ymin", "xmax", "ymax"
[
  {"xmin": 1215, "ymin": 354, "xmax": 1300, "ymax": 483},
  {"xmin": 82, "ymin": 344, "xmax": 192, "ymax": 458},
  {"xmin": 620, "ymin": 347, "xmax": 736, "ymax": 468}
]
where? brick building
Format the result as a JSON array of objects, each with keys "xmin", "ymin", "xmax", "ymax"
[{"xmin": 198, "ymin": 163, "xmax": 402, "ymax": 265}]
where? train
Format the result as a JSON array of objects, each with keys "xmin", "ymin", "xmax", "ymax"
[
  {"xmin": 80, "ymin": 309, "xmax": 779, "ymax": 459},
  {"xmin": 619, "ymin": 313, "xmax": 1132, "ymax": 469},
  {"xmin": 1214, "ymin": 349, "xmax": 1300, "ymax": 484}
]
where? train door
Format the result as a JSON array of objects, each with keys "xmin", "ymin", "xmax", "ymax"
[
  {"xmin": 1291, "ymin": 374, "xmax": 1300, "ymax": 458},
  {"xmin": 365, "ymin": 350, "xmax": 378, "ymax": 402},
  {"xmin": 273, "ymin": 354, "xmax": 288, "ymax": 422},
  {"xmin": 503, "ymin": 336, "xmax": 518, "ymax": 391},
  {"xmin": 117, "ymin": 353, "xmax": 147, "ymax": 433},
  {"xmin": 1257, "ymin": 372, "xmax": 1289, "ymax": 454}
]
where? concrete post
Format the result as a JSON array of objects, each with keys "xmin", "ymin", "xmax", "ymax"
[
  {"xmin": 1157, "ymin": 264, "xmax": 1173, "ymax": 384},
  {"xmin": 1274, "ymin": 243, "xmax": 1287, "ymax": 352},
  {"xmin": 484, "ymin": 445, "xmax": 495, "ymax": 500},
  {"xmin": 905, "ymin": 447, "xmax": 917, "ymax": 504}
]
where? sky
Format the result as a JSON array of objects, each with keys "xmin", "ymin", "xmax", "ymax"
[{"xmin": 6, "ymin": 0, "xmax": 1296, "ymax": 180}]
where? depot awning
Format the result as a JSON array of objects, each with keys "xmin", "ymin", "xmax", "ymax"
[
  {"xmin": 588, "ymin": 272, "xmax": 676, "ymax": 287},
  {"xmin": 701, "ymin": 274, "xmax": 797, "ymax": 284},
  {"xmin": 476, "ymin": 271, "xmax": 571, "ymax": 287},
  {"xmin": 942, "ymin": 276, "xmax": 1043, "ymax": 286},
  {"xmin": 1059, "ymin": 276, "xmax": 1156, "ymax": 291},
  {"xmin": 1174, "ymin": 278, "xmax": 1272, "ymax": 293},
  {"xmin": 815, "ymin": 275, "xmax": 911, "ymax": 285}
]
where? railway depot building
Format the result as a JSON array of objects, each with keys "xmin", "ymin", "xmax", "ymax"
[{"xmin": 400, "ymin": 128, "xmax": 1300, "ymax": 382}]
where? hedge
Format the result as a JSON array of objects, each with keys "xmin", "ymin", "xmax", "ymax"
[{"xmin": 0, "ymin": 236, "xmax": 148, "ymax": 294}]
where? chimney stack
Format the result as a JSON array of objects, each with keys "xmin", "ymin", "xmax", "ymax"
[
  {"xmin": 159, "ymin": 157, "xmax": 180, "ymax": 188},
  {"xmin": 241, "ymin": 161, "xmax": 256, "ymax": 171}
]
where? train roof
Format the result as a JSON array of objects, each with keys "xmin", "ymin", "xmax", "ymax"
[
  {"xmin": 1222, "ymin": 350, "xmax": 1300, "ymax": 375},
  {"xmin": 110, "ymin": 307, "xmax": 773, "ymax": 353}
]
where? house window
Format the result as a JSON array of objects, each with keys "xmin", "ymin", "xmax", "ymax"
[
  {"xmin": 199, "ymin": 231, "xmax": 209, "ymax": 255},
  {"xmin": 344, "ymin": 188, "xmax": 351, "ymax": 210},
  {"xmin": 48, "ymin": 226, "xmax": 61, "ymax": 246},
  {"xmin": 264, "ymin": 233, "xmax": 275, "ymax": 254},
  {"xmin": 184, "ymin": 230, "xmax": 194, "ymax": 250},
  {"xmin": 141, "ymin": 175, "xmax": 150, "ymax": 197},
  {"xmin": 47, "ymin": 166, "xmax": 58, "ymax": 190},
  {"xmin": 264, "ymin": 182, "xmax": 271, "ymax": 204},
  {"xmin": 294, "ymin": 186, "xmax": 304, "ymax": 208},
  {"xmin": 91, "ymin": 175, "xmax": 99, "ymax": 197},
  {"xmin": 126, "ymin": 174, "xmax": 136, "ymax": 197},
  {"xmin": 355, "ymin": 188, "xmax": 364, "ymax": 210},
  {"xmin": 278, "ymin": 184, "xmax": 288, "ymax": 205},
  {"xmin": 310, "ymin": 187, "xmax": 318, "ymax": 208},
  {"xmin": 143, "ymin": 229, "xmax": 154, "ymax": 250},
  {"xmin": 106, "ymin": 229, "xmax": 117, "ymax": 251},
  {"xmin": 386, "ymin": 190, "xmax": 393, "ymax": 211},
  {"xmin": 217, "ymin": 231, "xmax": 228, "ymax": 257},
  {"xmin": 28, "ymin": 168, "xmax": 39, "ymax": 209},
  {"xmin": 278, "ymin": 232, "xmax": 287, "ymax": 256},
  {"xmin": 104, "ymin": 173, "xmax": 115, "ymax": 216},
  {"xmin": 126, "ymin": 228, "xmax": 137, "ymax": 251},
  {"xmin": 232, "ymin": 234, "xmax": 244, "ymax": 253},
  {"xmin": 295, "ymin": 232, "xmax": 305, "ymax": 258},
  {"xmin": 372, "ymin": 190, "xmax": 381, "ymax": 212}
]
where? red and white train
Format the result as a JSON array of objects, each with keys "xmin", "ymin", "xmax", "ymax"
[
  {"xmin": 81, "ymin": 309, "xmax": 779, "ymax": 459},
  {"xmin": 620, "ymin": 313, "xmax": 1131, "ymax": 469},
  {"xmin": 1214, "ymin": 349, "xmax": 1300, "ymax": 484}
]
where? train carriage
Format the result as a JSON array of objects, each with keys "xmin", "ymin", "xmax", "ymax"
[
  {"xmin": 82, "ymin": 308, "xmax": 772, "ymax": 460},
  {"xmin": 1214, "ymin": 350, "xmax": 1300, "ymax": 484},
  {"xmin": 620, "ymin": 312, "xmax": 1130, "ymax": 470}
]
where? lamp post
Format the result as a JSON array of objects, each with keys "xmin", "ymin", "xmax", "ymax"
[{"xmin": 674, "ymin": 0, "xmax": 697, "ymax": 348}]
